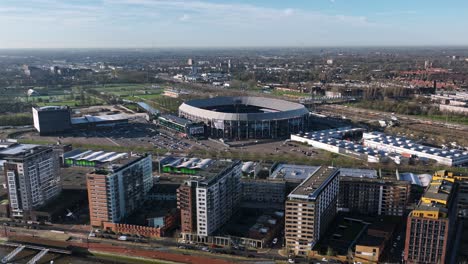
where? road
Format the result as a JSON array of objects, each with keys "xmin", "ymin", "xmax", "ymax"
[{"xmin": 0, "ymin": 220, "xmax": 286, "ymax": 263}]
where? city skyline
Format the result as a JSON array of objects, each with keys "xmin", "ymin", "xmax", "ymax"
[{"xmin": 1, "ymin": 0, "xmax": 468, "ymax": 48}]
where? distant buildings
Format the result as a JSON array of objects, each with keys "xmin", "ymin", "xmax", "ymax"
[
  {"xmin": 87, "ymin": 154, "xmax": 153, "ymax": 227},
  {"xmin": 285, "ymin": 166, "xmax": 340, "ymax": 256},
  {"xmin": 0, "ymin": 142, "xmax": 61, "ymax": 219},
  {"xmin": 32, "ymin": 106, "xmax": 147, "ymax": 135},
  {"xmin": 33, "ymin": 106, "xmax": 72, "ymax": 135},
  {"xmin": 363, "ymin": 132, "xmax": 468, "ymax": 166},
  {"xmin": 291, "ymin": 127, "xmax": 380, "ymax": 163},
  {"xmin": 292, "ymin": 128, "xmax": 468, "ymax": 167},
  {"xmin": 157, "ymin": 114, "xmax": 205, "ymax": 138},
  {"xmin": 163, "ymin": 88, "xmax": 189, "ymax": 98},
  {"xmin": 404, "ymin": 175, "xmax": 458, "ymax": 263},
  {"xmin": 177, "ymin": 159, "xmax": 242, "ymax": 238}
]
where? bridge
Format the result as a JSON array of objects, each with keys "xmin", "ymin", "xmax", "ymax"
[
  {"xmin": 26, "ymin": 248, "xmax": 49, "ymax": 264},
  {"xmin": 1, "ymin": 245, "xmax": 25, "ymax": 263},
  {"xmin": 2, "ymin": 243, "xmax": 71, "ymax": 264}
]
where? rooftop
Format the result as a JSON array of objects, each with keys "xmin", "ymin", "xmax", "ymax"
[
  {"xmin": 64, "ymin": 149, "xmax": 128, "ymax": 164},
  {"xmin": 137, "ymin": 101, "xmax": 160, "ymax": 115},
  {"xmin": 364, "ymin": 132, "xmax": 468, "ymax": 161},
  {"xmin": 339, "ymin": 168, "xmax": 377, "ymax": 179},
  {"xmin": 270, "ymin": 164, "xmax": 320, "ymax": 182},
  {"xmin": 161, "ymin": 156, "xmax": 214, "ymax": 170},
  {"xmin": 293, "ymin": 130, "xmax": 381, "ymax": 157},
  {"xmin": 413, "ymin": 177, "xmax": 455, "ymax": 216},
  {"xmin": 197, "ymin": 160, "xmax": 239, "ymax": 185},
  {"xmin": 357, "ymin": 234, "xmax": 385, "ymax": 247},
  {"xmin": 159, "ymin": 114, "xmax": 192, "ymax": 126},
  {"xmin": 71, "ymin": 113, "xmax": 131, "ymax": 125},
  {"xmin": 90, "ymin": 155, "xmax": 147, "ymax": 175},
  {"xmin": 0, "ymin": 144, "xmax": 50, "ymax": 159},
  {"xmin": 35, "ymin": 105, "xmax": 69, "ymax": 111},
  {"xmin": 288, "ymin": 166, "xmax": 339, "ymax": 200}
]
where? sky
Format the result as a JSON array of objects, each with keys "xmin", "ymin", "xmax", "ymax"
[{"xmin": 0, "ymin": 0, "xmax": 467, "ymax": 48}]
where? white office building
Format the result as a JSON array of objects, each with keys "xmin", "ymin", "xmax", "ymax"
[
  {"xmin": 194, "ymin": 160, "xmax": 242, "ymax": 237},
  {"xmin": 0, "ymin": 143, "xmax": 61, "ymax": 219}
]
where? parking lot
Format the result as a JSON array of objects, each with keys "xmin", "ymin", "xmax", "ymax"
[{"xmin": 21, "ymin": 122, "xmax": 196, "ymax": 153}]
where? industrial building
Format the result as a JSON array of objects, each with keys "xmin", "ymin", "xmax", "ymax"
[
  {"xmin": 157, "ymin": 114, "xmax": 205, "ymax": 138},
  {"xmin": 71, "ymin": 113, "xmax": 144, "ymax": 129},
  {"xmin": 404, "ymin": 175, "xmax": 458, "ymax": 263},
  {"xmin": 177, "ymin": 159, "xmax": 242, "ymax": 238},
  {"xmin": 32, "ymin": 105, "xmax": 147, "ymax": 135},
  {"xmin": 292, "ymin": 128, "xmax": 468, "ymax": 166},
  {"xmin": 291, "ymin": 127, "xmax": 381, "ymax": 163},
  {"xmin": 179, "ymin": 96, "xmax": 309, "ymax": 140},
  {"xmin": 363, "ymin": 132, "xmax": 468, "ymax": 166},
  {"xmin": 338, "ymin": 169, "xmax": 411, "ymax": 216},
  {"xmin": 0, "ymin": 142, "xmax": 61, "ymax": 219},
  {"xmin": 33, "ymin": 106, "xmax": 72, "ymax": 135},
  {"xmin": 87, "ymin": 154, "xmax": 153, "ymax": 227},
  {"xmin": 285, "ymin": 166, "xmax": 340, "ymax": 256}
]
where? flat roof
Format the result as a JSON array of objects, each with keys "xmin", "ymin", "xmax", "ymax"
[
  {"xmin": 293, "ymin": 130, "xmax": 381, "ymax": 156},
  {"xmin": 414, "ymin": 178, "xmax": 455, "ymax": 214},
  {"xmin": 90, "ymin": 155, "xmax": 148, "ymax": 175},
  {"xmin": 270, "ymin": 164, "xmax": 320, "ymax": 182},
  {"xmin": 35, "ymin": 106, "xmax": 69, "ymax": 111},
  {"xmin": 196, "ymin": 160, "xmax": 238, "ymax": 185},
  {"xmin": 60, "ymin": 167, "xmax": 93, "ymax": 190},
  {"xmin": 159, "ymin": 114, "xmax": 192, "ymax": 126},
  {"xmin": 71, "ymin": 113, "xmax": 147, "ymax": 125},
  {"xmin": 137, "ymin": 102, "xmax": 159, "ymax": 115},
  {"xmin": 364, "ymin": 132, "xmax": 468, "ymax": 160},
  {"xmin": 357, "ymin": 234, "xmax": 385, "ymax": 247},
  {"xmin": 288, "ymin": 166, "xmax": 339, "ymax": 200},
  {"xmin": 0, "ymin": 144, "xmax": 39, "ymax": 156},
  {"xmin": 339, "ymin": 168, "xmax": 377, "ymax": 178}
]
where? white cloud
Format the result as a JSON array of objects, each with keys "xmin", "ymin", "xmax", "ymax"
[
  {"xmin": 283, "ymin": 8, "xmax": 294, "ymax": 17},
  {"xmin": 0, "ymin": 0, "xmax": 390, "ymax": 48},
  {"xmin": 179, "ymin": 14, "xmax": 191, "ymax": 22}
]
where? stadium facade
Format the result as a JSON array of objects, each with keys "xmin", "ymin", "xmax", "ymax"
[{"xmin": 179, "ymin": 96, "xmax": 309, "ymax": 140}]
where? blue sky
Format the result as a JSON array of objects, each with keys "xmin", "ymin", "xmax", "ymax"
[{"xmin": 0, "ymin": 0, "xmax": 467, "ymax": 48}]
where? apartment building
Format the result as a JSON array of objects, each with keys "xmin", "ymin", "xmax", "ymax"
[
  {"xmin": 338, "ymin": 174, "xmax": 410, "ymax": 216},
  {"xmin": 1, "ymin": 143, "xmax": 61, "ymax": 219},
  {"xmin": 285, "ymin": 166, "xmax": 340, "ymax": 256},
  {"xmin": 87, "ymin": 154, "xmax": 153, "ymax": 227},
  {"xmin": 404, "ymin": 176, "xmax": 457, "ymax": 264},
  {"xmin": 177, "ymin": 160, "xmax": 242, "ymax": 237},
  {"xmin": 432, "ymin": 170, "xmax": 468, "ymax": 218},
  {"xmin": 177, "ymin": 183, "xmax": 197, "ymax": 233}
]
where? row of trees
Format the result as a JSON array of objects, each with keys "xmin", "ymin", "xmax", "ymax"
[
  {"xmin": 354, "ymin": 98, "xmax": 440, "ymax": 116},
  {"xmin": 0, "ymin": 113, "xmax": 33, "ymax": 126}
]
